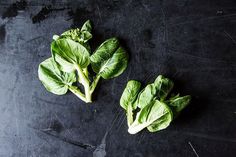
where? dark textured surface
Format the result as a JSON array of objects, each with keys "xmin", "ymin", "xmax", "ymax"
[{"xmin": 0, "ymin": 0, "xmax": 236, "ymax": 157}]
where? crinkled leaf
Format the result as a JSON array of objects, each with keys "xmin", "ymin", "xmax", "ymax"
[
  {"xmin": 128, "ymin": 100, "xmax": 172, "ymax": 134},
  {"xmin": 60, "ymin": 20, "xmax": 92, "ymax": 43},
  {"xmin": 120, "ymin": 80, "xmax": 142, "ymax": 127},
  {"xmin": 90, "ymin": 38, "xmax": 128, "ymax": 79},
  {"xmin": 138, "ymin": 100, "xmax": 172, "ymax": 123},
  {"xmin": 51, "ymin": 38, "xmax": 90, "ymax": 72},
  {"xmin": 167, "ymin": 95, "xmax": 191, "ymax": 117},
  {"xmin": 154, "ymin": 75, "xmax": 174, "ymax": 100},
  {"xmin": 147, "ymin": 112, "xmax": 172, "ymax": 132},
  {"xmin": 136, "ymin": 84, "xmax": 158, "ymax": 109},
  {"xmin": 57, "ymin": 28, "xmax": 92, "ymax": 50},
  {"xmin": 136, "ymin": 75, "xmax": 174, "ymax": 109},
  {"xmin": 53, "ymin": 20, "xmax": 92, "ymax": 52},
  {"xmin": 120, "ymin": 80, "xmax": 141, "ymax": 110},
  {"xmin": 91, "ymin": 38, "xmax": 119, "ymax": 60},
  {"xmin": 81, "ymin": 20, "xmax": 92, "ymax": 32},
  {"xmin": 38, "ymin": 58, "xmax": 76, "ymax": 95}
]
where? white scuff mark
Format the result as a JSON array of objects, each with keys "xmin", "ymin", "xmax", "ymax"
[
  {"xmin": 93, "ymin": 132, "xmax": 108, "ymax": 157},
  {"xmin": 224, "ymin": 30, "xmax": 236, "ymax": 45},
  {"xmin": 188, "ymin": 141, "xmax": 199, "ymax": 157},
  {"xmin": 96, "ymin": 5, "xmax": 102, "ymax": 22}
]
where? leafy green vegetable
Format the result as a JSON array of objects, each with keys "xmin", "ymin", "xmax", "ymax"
[
  {"xmin": 128, "ymin": 100, "xmax": 172, "ymax": 134},
  {"xmin": 53, "ymin": 20, "xmax": 92, "ymax": 54},
  {"xmin": 167, "ymin": 95, "xmax": 191, "ymax": 118},
  {"xmin": 38, "ymin": 20, "xmax": 128, "ymax": 103},
  {"xmin": 136, "ymin": 84, "xmax": 158, "ymax": 109},
  {"xmin": 51, "ymin": 38, "xmax": 90, "ymax": 72},
  {"xmin": 154, "ymin": 75, "xmax": 174, "ymax": 100},
  {"xmin": 90, "ymin": 38, "xmax": 128, "ymax": 79},
  {"xmin": 38, "ymin": 58, "xmax": 76, "ymax": 95},
  {"xmin": 146, "ymin": 112, "xmax": 173, "ymax": 132},
  {"xmin": 135, "ymin": 75, "xmax": 173, "ymax": 109},
  {"xmin": 55, "ymin": 20, "xmax": 92, "ymax": 44},
  {"xmin": 120, "ymin": 80, "xmax": 141, "ymax": 110},
  {"xmin": 120, "ymin": 80, "xmax": 141, "ymax": 126},
  {"xmin": 120, "ymin": 75, "xmax": 191, "ymax": 134}
]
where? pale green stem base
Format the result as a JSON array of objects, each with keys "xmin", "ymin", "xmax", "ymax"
[
  {"xmin": 69, "ymin": 86, "xmax": 87, "ymax": 102},
  {"xmin": 75, "ymin": 64, "xmax": 92, "ymax": 103},
  {"xmin": 70, "ymin": 65, "xmax": 102, "ymax": 103},
  {"xmin": 90, "ymin": 75, "xmax": 101, "ymax": 94},
  {"xmin": 82, "ymin": 67, "xmax": 89, "ymax": 78},
  {"xmin": 128, "ymin": 120, "xmax": 152, "ymax": 134},
  {"xmin": 127, "ymin": 104, "xmax": 134, "ymax": 127}
]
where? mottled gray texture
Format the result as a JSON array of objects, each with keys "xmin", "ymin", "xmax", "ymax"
[{"xmin": 0, "ymin": 0, "xmax": 236, "ymax": 157}]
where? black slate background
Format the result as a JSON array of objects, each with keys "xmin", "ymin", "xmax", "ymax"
[{"xmin": 0, "ymin": 0, "xmax": 236, "ymax": 157}]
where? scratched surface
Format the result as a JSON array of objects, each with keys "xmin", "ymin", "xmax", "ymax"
[{"xmin": 0, "ymin": 0, "xmax": 236, "ymax": 157}]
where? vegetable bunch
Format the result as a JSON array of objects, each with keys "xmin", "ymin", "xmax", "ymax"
[
  {"xmin": 38, "ymin": 20, "xmax": 128, "ymax": 103},
  {"xmin": 120, "ymin": 75, "xmax": 191, "ymax": 134}
]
